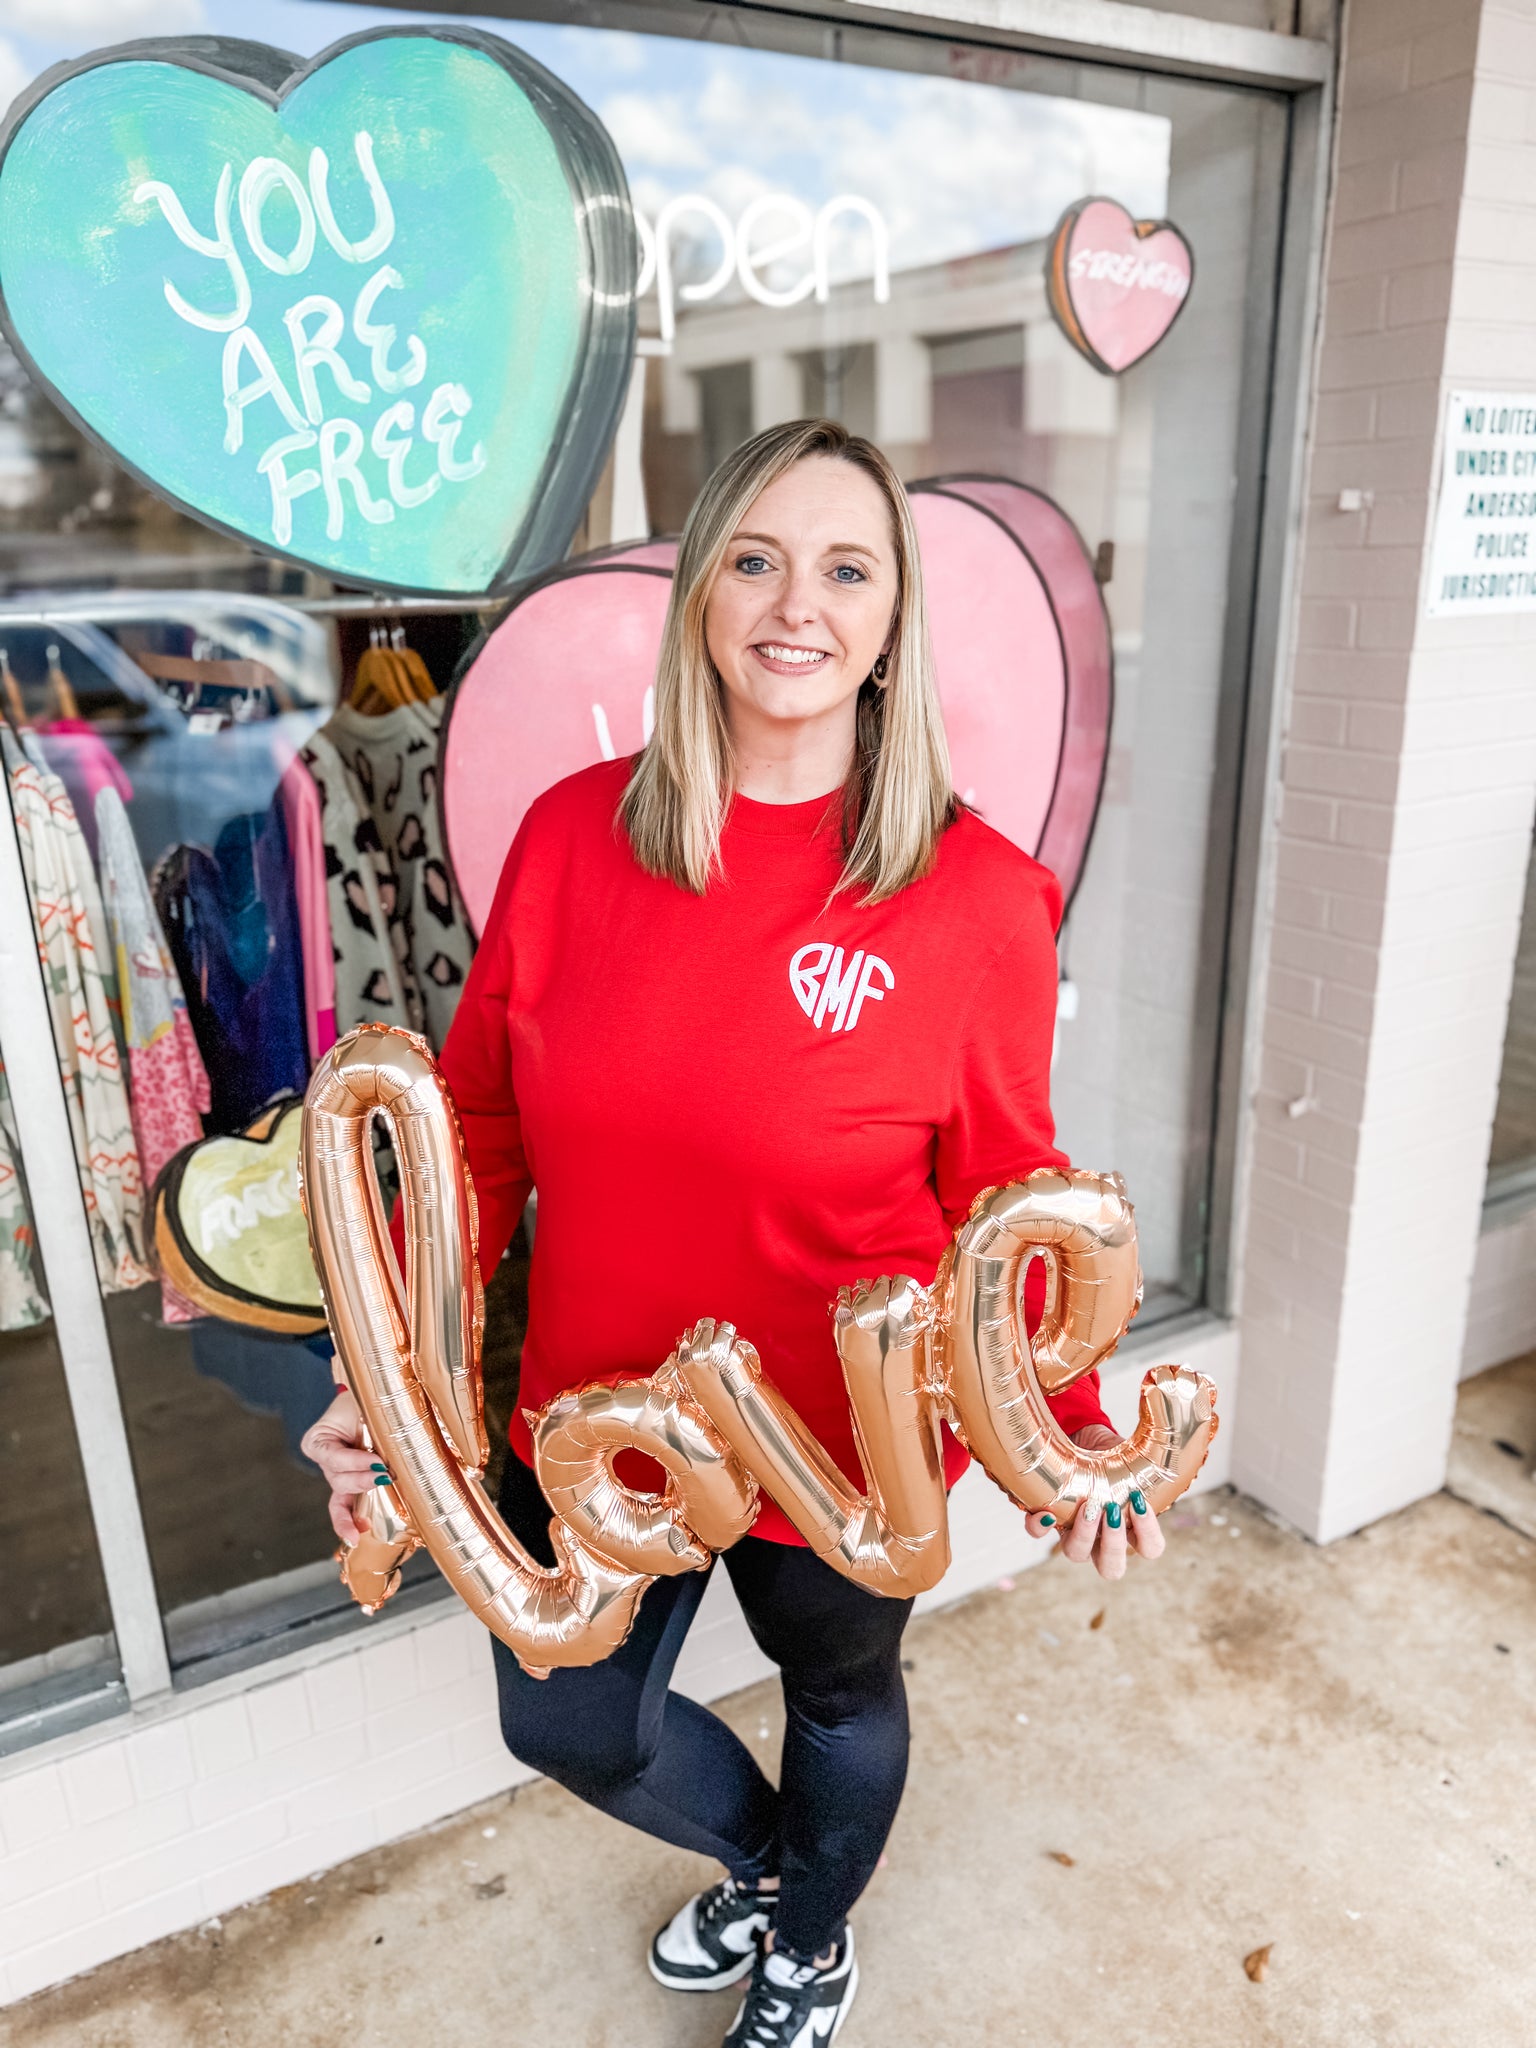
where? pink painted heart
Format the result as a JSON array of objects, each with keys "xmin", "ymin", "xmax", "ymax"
[
  {"xmin": 1047, "ymin": 198, "xmax": 1193, "ymax": 375},
  {"xmin": 441, "ymin": 484, "xmax": 1111, "ymax": 934}
]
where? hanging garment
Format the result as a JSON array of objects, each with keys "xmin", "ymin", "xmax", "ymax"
[
  {"xmin": 96, "ymin": 785, "xmax": 212, "ymax": 1321},
  {"xmin": 153, "ymin": 801, "xmax": 309, "ymax": 1134},
  {"xmin": 0, "ymin": 1060, "xmax": 50, "ymax": 1331},
  {"xmin": 277, "ymin": 754, "xmax": 338, "ymax": 1062},
  {"xmin": 36, "ymin": 718, "xmax": 133, "ymax": 858},
  {"xmin": 299, "ymin": 727, "xmax": 418, "ymax": 1036},
  {"xmin": 4, "ymin": 733, "xmax": 152, "ymax": 1292},
  {"xmin": 309, "ymin": 699, "xmax": 473, "ymax": 1049}
]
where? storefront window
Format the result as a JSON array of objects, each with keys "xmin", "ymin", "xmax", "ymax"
[
  {"xmin": 519, "ymin": 18, "xmax": 1286, "ymax": 1313},
  {"xmin": 0, "ymin": 1311, "xmax": 119, "ymax": 1748},
  {"xmin": 0, "ymin": 4, "xmax": 1289, "ymax": 1691}
]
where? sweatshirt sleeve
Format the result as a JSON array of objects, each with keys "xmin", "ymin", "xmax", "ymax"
[
  {"xmin": 390, "ymin": 846, "xmax": 533, "ymax": 1283},
  {"xmin": 935, "ymin": 865, "xmax": 1112, "ymax": 1441}
]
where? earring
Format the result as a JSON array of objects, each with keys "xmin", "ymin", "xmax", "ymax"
[{"xmin": 872, "ymin": 653, "xmax": 889, "ymax": 683}]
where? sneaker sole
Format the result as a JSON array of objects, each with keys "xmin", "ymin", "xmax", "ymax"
[
  {"xmin": 828, "ymin": 1957, "xmax": 860, "ymax": 2042},
  {"xmin": 647, "ymin": 1944, "xmax": 759, "ymax": 1994}
]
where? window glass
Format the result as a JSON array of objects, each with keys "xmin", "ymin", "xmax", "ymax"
[
  {"xmin": 495, "ymin": 16, "xmax": 1286, "ymax": 1313},
  {"xmin": 0, "ymin": 4, "xmax": 1287, "ymax": 1694},
  {"xmin": 0, "ymin": 1308, "xmax": 120, "ymax": 1749}
]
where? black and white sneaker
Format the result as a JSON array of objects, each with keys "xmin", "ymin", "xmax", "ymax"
[
  {"xmin": 648, "ymin": 1877, "xmax": 776, "ymax": 1991},
  {"xmin": 723, "ymin": 1928, "xmax": 859, "ymax": 2046}
]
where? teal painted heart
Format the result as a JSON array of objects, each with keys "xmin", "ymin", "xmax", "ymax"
[{"xmin": 0, "ymin": 29, "xmax": 635, "ymax": 594}]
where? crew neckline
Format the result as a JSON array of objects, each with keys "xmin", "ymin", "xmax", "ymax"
[{"xmin": 726, "ymin": 787, "xmax": 843, "ymax": 839}]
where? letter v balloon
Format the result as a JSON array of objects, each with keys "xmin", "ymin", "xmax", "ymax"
[{"xmin": 0, "ymin": 28, "xmax": 637, "ymax": 595}]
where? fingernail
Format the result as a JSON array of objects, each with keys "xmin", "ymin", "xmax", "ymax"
[
  {"xmin": 1130, "ymin": 1489, "xmax": 1148, "ymax": 1515},
  {"xmin": 374, "ymin": 1474, "xmax": 392, "ymax": 1487},
  {"xmin": 1080, "ymin": 1499, "xmax": 1100, "ymax": 1520},
  {"xmin": 1039, "ymin": 1514, "xmax": 1055, "ymax": 1527},
  {"xmin": 371, "ymin": 1461, "xmax": 388, "ymax": 1473},
  {"xmin": 1105, "ymin": 1501, "xmax": 1123, "ymax": 1529}
]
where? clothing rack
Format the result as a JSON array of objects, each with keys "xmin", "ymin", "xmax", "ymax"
[{"xmin": 288, "ymin": 593, "xmax": 507, "ymax": 618}]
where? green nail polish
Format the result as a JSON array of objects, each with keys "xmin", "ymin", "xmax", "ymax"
[
  {"xmin": 371, "ymin": 1461, "xmax": 388, "ymax": 1473},
  {"xmin": 1105, "ymin": 1500, "xmax": 1123, "ymax": 1530},
  {"xmin": 374, "ymin": 1474, "xmax": 392, "ymax": 1487},
  {"xmin": 1130, "ymin": 1489, "xmax": 1148, "ymax": 1515},
  {"xmin": 1040, "ymin": 1514, "xmax": 1055, "ymax": 1527}
]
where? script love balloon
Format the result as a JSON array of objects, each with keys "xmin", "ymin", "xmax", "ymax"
[{"xmin": 301, "ymin": 1028, "xmax": 1219, "ymax": 1674}]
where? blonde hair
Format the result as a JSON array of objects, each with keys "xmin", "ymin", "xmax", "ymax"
[{"xmin": 620, "ymin": 418, "xmax": 957, "ymax": 903}]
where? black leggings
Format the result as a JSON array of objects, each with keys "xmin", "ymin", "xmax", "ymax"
[{"xmin": 492, "ymin": 1452, "xmax": 914, "ymax": 1959}]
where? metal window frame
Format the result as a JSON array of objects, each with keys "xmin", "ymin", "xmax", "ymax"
[{"xmin": 0, "ymin": 0, "xmax": 1333, "ymax": 1722}]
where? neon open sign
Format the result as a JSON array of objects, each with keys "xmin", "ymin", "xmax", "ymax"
[{"xmin": 588, "ymin": 191, "xmax": 892, "ymax": 341}]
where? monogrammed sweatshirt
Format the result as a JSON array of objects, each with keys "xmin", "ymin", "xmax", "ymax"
[{"xmin": 436, "ymin": 757, "xmax": 1111, "ymax": 1545}]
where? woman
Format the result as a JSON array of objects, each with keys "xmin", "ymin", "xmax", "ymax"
[{"xmin": 303, "ymin": 419, "xmax": 1165, "ymax": 2046}]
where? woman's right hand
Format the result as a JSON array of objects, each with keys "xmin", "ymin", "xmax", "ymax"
[{"xmin": 299, "ymin": 1389, "xmax": 386, "ymax": 1547}]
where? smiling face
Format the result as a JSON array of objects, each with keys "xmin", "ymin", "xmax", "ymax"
[{"xmin": 703, "ymin": 454, "xmax": 898, "ymax": 791}]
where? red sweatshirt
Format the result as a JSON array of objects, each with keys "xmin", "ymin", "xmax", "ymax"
[{"xmin": 428, "ymin": 759, "xmax": 1110, "ymax": 1544}]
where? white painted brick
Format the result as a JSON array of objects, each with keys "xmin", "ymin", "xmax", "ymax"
[
  {"xmin": 0, "ymin": 1763, "xmax": 67, "ymax": 1855},
  {"xmin": 188, "ymin": 1697, "xmax": 255, "ymax": 1779},
  {"xmin": 365, "ymin": 1687, "xmax": 472, "ymax": 1762},
  {"xmin": 60, "ymin": 1744, "xmax": 134, "ymax": 1828},
  {"xmin": 6, "ymin": 1915, "xmax": 135, "ymax": 2008},
  {"xmin": 184, "ymin": 1800, "xmax": 290, "ymax": 1886},
  {"xmin": 1236, "ymin": 0, "xmax": 1536, "ymax": 1543},
  {"xmin": 413, "ymin": 1613, "xmax": 481, "ymax": 1695},
  {"xmin": 359, "ymin": 1632, "xmax": 420, "ymax": 1716},
  {"xmin": 90, "ymin": 1884, "xmax": 206, "ymax": 1963},
  {"xmin": 303, "ymin": 1646, "xmax": 366, "ymax": 1731},
  {"xmin": 189, "ymin": 1732, "xmax": 341, "ymax": 1828},
  {"xmin": 51, "ymin": 1791, "xmax": 192, "ymax": 1894},
  {"xmin": 246, "ymin": 1675, "xmax": 313, "ymax": 1756},
  {"xmin": 96, "ymin": 1833, "xmax": 202, "ymax": 1917},
  {"xmin": 369, "ymin": 1771, "xmax": 471, "ymax": 1847},
  {"xmin": 125, "ymin": 1721, "xmax": 196, "ymax": 1804},
  {"xmin": 0, "ymin": 1872, "xmax": 103, "ymax": 1958},
  {"xmin": 200, "ymin": 1841, "xmax": 327, "ymax": 1924},
  {"xmin": 271, "ymin": 1813, "xmax": 379, "ymax": 1887},
  {"xmin": 278, "ymin": 1758, "xmax": 380, "ymax": 1839}
]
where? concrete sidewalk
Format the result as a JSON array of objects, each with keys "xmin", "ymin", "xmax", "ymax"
[{"xmin": 4, "ymin": 1399, "xmax": 1534, "ymax": 2048}]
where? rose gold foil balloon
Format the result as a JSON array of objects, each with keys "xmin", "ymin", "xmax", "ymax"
[
  {"xmin": 302, "ymin": 1026, "xmax": 653, "ymax": 1677},
  {"xmin": 341, "ymin": 1469, "xmax": 422, "ymax": 1614},
  {"xmin": 672, "ymin": 1287, "xmax": 950, "ymax": 1598},
  {"xmin": 941, "ymin": 1169, "xmax": 1218, "ymax": 1526},
  {"xmin": 530, "ymin": 1360, "xmax": 758, "ymax": 1577},
  {"xmin": 302, "ymin": 1031, "xmax": 1218, "ymax": 1660}
]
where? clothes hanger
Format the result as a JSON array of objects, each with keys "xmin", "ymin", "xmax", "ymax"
[
  {"xmin": 350, "ymin": 629, "xmax": 413, "ymax": 715},
  {"xmin": 44, "ymin": 644, "xmax": 80, "ymax": 722},
  {"xmin": 390, "ymin": 623, "xmax": 437, "ymax": 702},
  {"xmin": 0, "ymin": 648, "xmax": 27, "ymax": 733}
]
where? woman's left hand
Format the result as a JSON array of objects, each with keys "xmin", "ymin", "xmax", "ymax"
[{"xmin": 1023, "ymin": 1425, "xmax": 1166, "ymax": 1580}]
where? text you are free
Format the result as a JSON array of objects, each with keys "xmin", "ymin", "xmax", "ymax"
[{"xmin": 136, "ymin": 133, "xmax": 485, "ymax": 549}]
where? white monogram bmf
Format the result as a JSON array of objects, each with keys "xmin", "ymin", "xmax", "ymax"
[{"xmin": 789, "ymin": 943, "xmax": 894, "ymax": 1033}]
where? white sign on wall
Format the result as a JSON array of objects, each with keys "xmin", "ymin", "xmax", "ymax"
[{"xmin": 1425, "ymin": 390, "xmax": 1536, "ymax": 618}]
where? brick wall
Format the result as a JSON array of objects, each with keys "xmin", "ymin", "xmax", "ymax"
[{"xmin": 1232, "ymin": 0, "xmax": 1536, "ymax": 1537}]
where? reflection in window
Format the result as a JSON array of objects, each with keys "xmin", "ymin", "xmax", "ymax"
[{"xmin": 0, "ymin": 1218, "xmax": 119, "ymax": 1745}]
